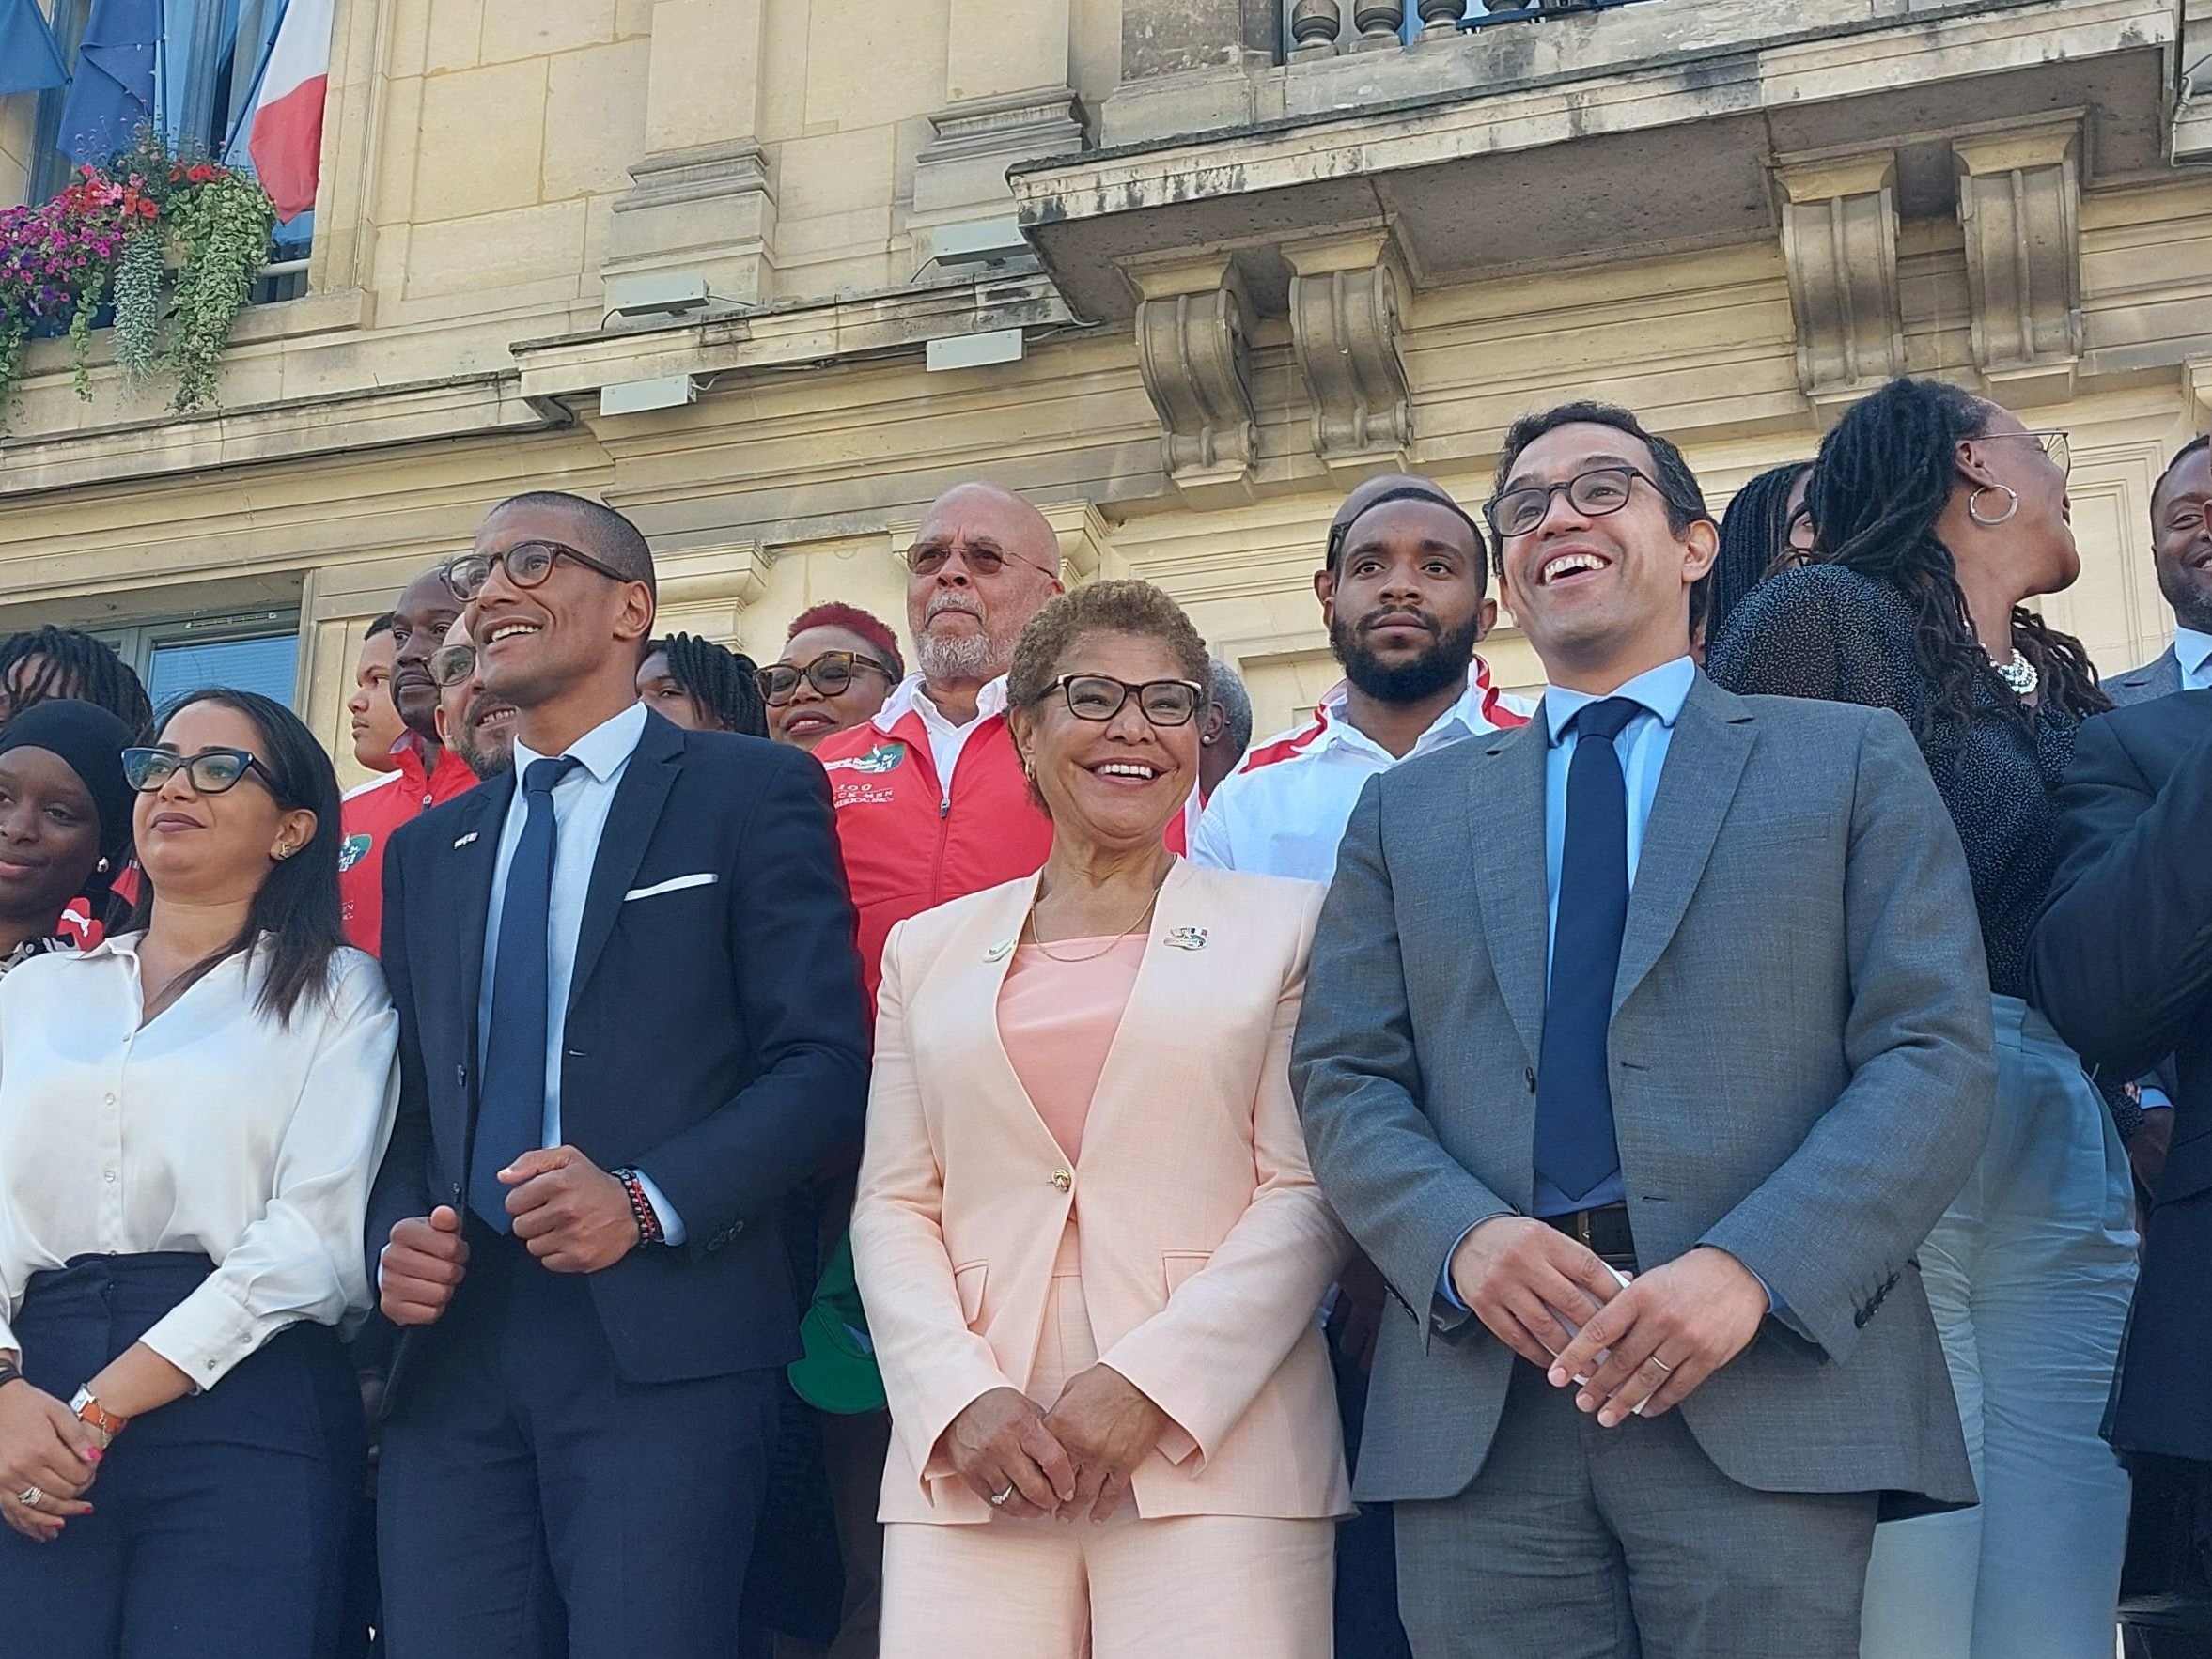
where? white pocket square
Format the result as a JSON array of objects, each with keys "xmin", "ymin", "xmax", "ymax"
[{"xmin": 623, "ymin": 873, "xmax": 718, "ymax": 902}]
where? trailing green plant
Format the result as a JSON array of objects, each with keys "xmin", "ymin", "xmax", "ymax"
[
  {"xmin": 164, "ymin": 168, "xmax": 275, "ymax": 413},
  {"xmin": 111, "ymin": 228, "xmax": 165, "ymax": 394}
]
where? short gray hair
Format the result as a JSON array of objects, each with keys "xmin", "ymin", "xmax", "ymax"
[{"xmin": 1207, "ymin": 655, "xmax": 1253, "ymax": 764}]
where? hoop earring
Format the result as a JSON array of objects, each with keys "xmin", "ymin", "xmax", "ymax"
[
  {"xmin": 1970, "ymin": 485, "xmax": 2019, "ymax": 527},
  {"xmin": 1020, "ymin": 752, "xmax": 1036, "ymax": 783},
  {"xmin": 95, "ymin": 857, "xmax": 109, "ymax": 875}
]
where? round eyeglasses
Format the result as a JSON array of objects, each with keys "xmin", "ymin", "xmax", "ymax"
[
  {"xmin": 429, "ymin": 643, "xmax": 477, "ymax": 689},
  {"xmin": 902, "ymin": 540, "xmax": 1059, "ymax": 581},
  {"xmin": 442, "ymin": 540, "xmax": 634, "ymax": 602},
  {"xmin": 1048, "ymin": 674, "xmax": 1204, "ymax": 728},
  {"xmin": 1485, "ymin": 466, "xmax": 1660, "ymax": 539},
  {"xmin": 122, "ymin": 746, "xmax": 280, "ymax": 797},
  {"xmin": 756, "ymin": 652, "xmax": 896, "ymax": 706}
]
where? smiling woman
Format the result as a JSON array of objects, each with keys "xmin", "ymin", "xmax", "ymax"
[{"xmin": 0, "ymin": 700, "xmax": 136, "ymax": 970}]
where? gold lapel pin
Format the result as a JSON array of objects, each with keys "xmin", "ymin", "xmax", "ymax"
[{"xmin": 1164, "ymin": 926, "xmax": 1209, "ymax": 952}]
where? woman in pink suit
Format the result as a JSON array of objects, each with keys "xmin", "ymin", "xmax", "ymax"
[{"xmin": 852, "ymin": 580, "xmax": 1351, "ymax": 1659}]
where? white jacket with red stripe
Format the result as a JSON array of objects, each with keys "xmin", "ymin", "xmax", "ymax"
[{"xmin": 1189, "ymin": 657, "xmax": 1532, "ymax": 885}]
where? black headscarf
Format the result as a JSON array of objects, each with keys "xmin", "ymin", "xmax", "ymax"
[{"xmin": 0, "ymin": 699, "xmax": 137, "ymax": 905}]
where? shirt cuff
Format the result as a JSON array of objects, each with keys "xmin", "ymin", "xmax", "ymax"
[
  {"xmin": 633, "ymin": 1171, "xmax": 686, "ymax": 1247},
  {"xmin": 2139, "ymin": 1086, "xmax": 2174, "ymax": 1112},
  {"xmin": 138, "ymin": 1281, "xmax": 268, "ymax": 1391},
  {"xmin": 1437, "ymin": 1222, "xmax": 1483, "ymax": 1314}
]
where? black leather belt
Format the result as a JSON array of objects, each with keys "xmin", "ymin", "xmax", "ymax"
[{"xmin": 1543, "ymin": 1202, "xmax": 1636, "ymax": 1268}]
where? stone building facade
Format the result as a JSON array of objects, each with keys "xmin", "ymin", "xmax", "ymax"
[{"xmin": 2, "ymin": 0, "xmax": 2209, "ymax": 774}]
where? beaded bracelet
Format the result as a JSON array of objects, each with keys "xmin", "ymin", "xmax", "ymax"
[{"xmin": 613, "ymin": 1167, "xmax": 665, "ymax": 1248}]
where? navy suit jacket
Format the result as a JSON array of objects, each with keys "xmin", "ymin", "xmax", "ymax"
[{"xmin": 366, "ymin": 710, "xmax": 871, "ymax": 1393}]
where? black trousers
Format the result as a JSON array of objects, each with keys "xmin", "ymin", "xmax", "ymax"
[
  {"xmin": 376, "ymin": 1227, "xmax": 781, "ymax": 1659},
  {"xmin": 0, "ymin": 1253, "xmax": 363, "ymax": 1659}
]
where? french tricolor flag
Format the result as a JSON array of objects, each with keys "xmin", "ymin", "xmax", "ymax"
[{"xmin": 246, "ymin": 0, "xmax": 335, "ymax": 223}]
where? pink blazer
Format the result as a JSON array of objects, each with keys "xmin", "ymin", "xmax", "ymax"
[{"xmin": 851, "ymin": 860, "xmax": 1353, "ymax": 1526}]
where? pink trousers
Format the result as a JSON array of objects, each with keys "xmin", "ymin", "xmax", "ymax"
[{"xmin": 880, "ymin": 1258, "xmax": 1335, "ymax": 1659}]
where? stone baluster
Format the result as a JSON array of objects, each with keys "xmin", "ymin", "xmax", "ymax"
[
  {"xmin": 1351, "ymin": 0, "xmax": 1405, "ymax": 49},
  {"xmin": 1289, "ymin": 0, "xmax": 1344, "ymax": 58},
  {"xmin": 1416, "ymin": 0, "xmax": 1463, "ymax": 36}
]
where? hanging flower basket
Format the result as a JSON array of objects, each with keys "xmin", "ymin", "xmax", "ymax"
[{"xmin": 0, "ymin": 129, "xmax": 278, "ymax": 427}]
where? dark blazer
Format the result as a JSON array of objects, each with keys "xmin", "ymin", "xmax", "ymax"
[
  {"xmin": 2106, "ymin": 645, "xmax": 2184, "ymax": 707},
  {"xmin": 1294, "ymin": 674, "xmax": 1990, "ymax": 1512},
  {"xmin": 2031, "ymin": 690, "xmax": 2212, "ymax": 1460},
  {"xmin": 366, "ymin": 710, "xmax": 871, "ymax": 1394}
]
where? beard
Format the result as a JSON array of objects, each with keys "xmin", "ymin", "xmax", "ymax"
[
  {"xmin": 1330, "ymin": 606, "xmax": 1483, "ymax": 705},
  {"xmin": 2157, "ymin": 559, "xmax": 2212, "ymax": 636},
  {"xmin": 451, "ymin": 695, "xmax": 517, "ymax": 780},
  {"xmin": 915, "ymin": 593, "xmax": 1020, "ymax": 683}
]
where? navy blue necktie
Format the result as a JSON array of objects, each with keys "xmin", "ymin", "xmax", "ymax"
[
  {"xmin": 1534, "ymin": 697, "xmax": 1642, "ymax": 1205},
  {"xmin": 469, "ymin": 754, "xmax": 579, "ymax": 1232}
]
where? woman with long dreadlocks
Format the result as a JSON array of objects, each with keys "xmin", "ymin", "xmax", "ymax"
[
  {"xmin": 636, "ymin": 631, "xmax": 770, "ymax": 737},
  {"xmin": 0, "ymin": 628, "xmax": 153, "ymax": 741},
  {"xmin": 1709, "ymin": 376, "xmax": 2134, "ymax": 1659}
]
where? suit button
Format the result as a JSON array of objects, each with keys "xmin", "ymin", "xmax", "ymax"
[{"xmin": 1050, "ymin": 1169, "xmax": 1073, "ymax": 1193}]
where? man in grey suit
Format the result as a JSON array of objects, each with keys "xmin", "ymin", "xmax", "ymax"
[
  {"xmin": 1293, "ymin": 401, "xmax": 1995, "ymax": 1659},
  {"xmin": 2109, "ymin": 435, "xmax": 2211, "ymax": 705}
]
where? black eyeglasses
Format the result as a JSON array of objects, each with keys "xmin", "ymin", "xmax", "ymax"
[
  {"xmin": 429, "ymin": 643, "xmax": 476, "ymax": 688},
  {"xmin": 442, "ymin": 540, "xmax": 634, "ymax": 602},
  {"xmin": 1486, "ymin": 466, "xmax": 1664, "ymax": 539},
  {"xmin": 122, "ymin": 746, "xmax": 281, "ymax": 797},
  {"xmin": 1046, "ymin": 674, "xmax": 1204, "ymax": 728},
  {"xmin": 903, "ymin": 539, "xmax": 1058, "ymax": 581},
  {"xmin": 756, "ymin": 652, "xmax": 896, "ymax": 706}
]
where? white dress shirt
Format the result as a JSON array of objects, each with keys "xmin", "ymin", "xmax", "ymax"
[
  {"xmin": 2175, "ymin": 626, "xmax": 2212, "ymax": 692},
  {"xmin": 475, "ymin": 701, "xmax": 685, "ymax": 1242},
  {"xmin": 0, "ymin": 939, "xmax": 399, "ymax": 1385},
  {"xmin": 1191, "ymin": 658, "xmax": 1534, "ymax": 884},
  {"xmin": 868, "ymin": 671, "xmax": 1009, "ymax": 790}
]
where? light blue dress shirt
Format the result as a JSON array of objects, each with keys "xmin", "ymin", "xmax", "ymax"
[
  {"xmin": 2176, "ymin": 626, "xmax": 2212, "ymax": 692},
  {"xmin": 476, "ymin": 700, "xmax": 685, "ymax": 1244}
]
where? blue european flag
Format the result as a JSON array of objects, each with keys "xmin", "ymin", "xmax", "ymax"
[
  {"xmin": 0, "ymin": 0, "xmax": 69, "ymax": 95},
  {"xmin": 54, "ymin": 0, "xmax": 159, "ymax": 166}
]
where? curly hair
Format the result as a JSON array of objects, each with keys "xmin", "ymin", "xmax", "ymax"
[
  {"xmin": 786, "ymin": 601, "xmax": 904, "ymax": 679},
  {"xmin": 1808, "ymin": 378, "xmax": 2108, "ymax": 734},
  {"xmin": 1007, "ymin": 581, "xmax": 1211, "ymax": 713},
  {"xmin": 1707, "ymin": 461, "xmax": 1812, "ymax": 648},
  {"xmin": 650, "ymin": 633, "xmax": 767, "ymax": 737},
  {"xmin": 0, "ymin": 626, "xmax": 155, "ymax": 740}
]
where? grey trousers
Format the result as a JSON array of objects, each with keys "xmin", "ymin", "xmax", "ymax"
[{"xmin": 1395, "ymin": 1360, "xmax": 1880, "ymax": 1659}]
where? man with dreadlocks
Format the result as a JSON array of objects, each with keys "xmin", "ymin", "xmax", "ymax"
[
  {"xmin": 637, "ymin": 632, "xmax": 768, "ymax": 736},
  {"xmin": 0, "ymin": 626, "xmax": 153, "ymax": 740},
  {"xmin": 1710, "ymin": 376, "xmax": 2135, "ymax": 1659}
]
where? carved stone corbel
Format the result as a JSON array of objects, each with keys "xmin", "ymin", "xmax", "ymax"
[
  {"xmin": 650, "ymin": 538, "xmax": 775, "ymax": 643},
  {"xmin": 1284, "ymin": 230, "xmax": 1411, "ymax": 473},
  {"xmin": 1128, "ymin": 256, "xmax": 1257, "ymax": 504},
  {"xmin": 1774, "ymin": 152, "xmax": 1904, "ymax": 417},
  {"xmin": 1955, "ymin": 122, "xmax": 2084, "ymax": 406}
]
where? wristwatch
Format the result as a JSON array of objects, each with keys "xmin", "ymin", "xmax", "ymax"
[{"xmin": 69, "ymin": 1387, "xmax": 127, "ymax": 1444}]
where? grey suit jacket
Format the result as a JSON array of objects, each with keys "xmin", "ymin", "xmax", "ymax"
[
  {"xmin": 1292, "ymin": 674, "xmax": 1991, "ymax": 1512},
  {"xmin": 2109, "ymin": 645, "xmax": 2183, "ymax": 706}
]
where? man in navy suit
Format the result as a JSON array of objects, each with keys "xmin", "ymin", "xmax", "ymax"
[{"xmin": 366, "ymin": 492, "xmax": 871, "ymax": 1659}]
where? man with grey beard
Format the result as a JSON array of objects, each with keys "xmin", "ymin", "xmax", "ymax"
[
  {"xmin": 793, "ymin": 481, "xmax": 1063, "ymax": 1659},
  {"xmin": 431, "ymin": 613, "xmax": 519, "ymax": 779}
]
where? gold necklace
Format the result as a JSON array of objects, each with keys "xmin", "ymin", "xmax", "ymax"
[{"xmin": 1022, "ymin": 870, "xmax": 1170, "ymax": 964}]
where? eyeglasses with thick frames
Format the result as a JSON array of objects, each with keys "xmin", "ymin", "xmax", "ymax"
[
  {"xmin": 122, "ymin": 746, "xmax": 281, "ymax": 797},
  {"xmin": 429, "ymin": 643, "xmax": 477, "ymax": 689},
  {"xmin": 903, "ymin": 539, "xmax": 1059, "ymax": 581},
  {"xmin": 1047, "ymin": 674, "xmax": 1204, "ymax": 728},
  {"xmin": 1977, "ymin": 429, "xmax": 2072, "ymax": 477},
  {"xmin": 756, "ymin": 652, "xmax": 896, "ymax": 706},
  {"xmin": 1485, "ymin": 466, "xmax": 1667, "ymax": 539},
  {"xmin": 441, "ymin": 540, "xmax": 634, "ymax": 603}
]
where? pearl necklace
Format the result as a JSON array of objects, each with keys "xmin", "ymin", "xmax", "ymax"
[{"xmin": 1992, "ymin": 649, "xmax": 2040, "ymax": 698}]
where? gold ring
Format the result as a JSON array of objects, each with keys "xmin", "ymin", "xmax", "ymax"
[
  {"xmin": 1649, "ymin": 1357, "xmax": 1675, "ymax": 1373},
  {"xmin": 16, "ymin": 1485, "xmax": 41, "ymax": 1507}
]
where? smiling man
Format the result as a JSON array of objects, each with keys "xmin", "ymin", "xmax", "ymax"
[
  {"xmin": 2111, "ymin": 436, "xmax": 2212, "ymax": 705},
  {"xmin": 337, "ymin": 566, "xmax": 481, "ymax": 953},
  {"xmin": 366, "ymin": 490, "xmax": 870, "ymax": 1659},
  {"xmin": 1293, "ymin": 402, "xmax": 1995, "ymax": 1659},
  {"xmin": 1192, "ymin": 473, "xmax": 1530, "ymax": 886},
  {"xmin": 431, "ymin": 613, "xmax": 516, "ymax": 780}
]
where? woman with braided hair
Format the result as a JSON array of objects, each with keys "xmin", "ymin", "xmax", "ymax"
[
  {"xmin": 0, "ymin": 628, "xmax": 153, "ymax": 741},
  {"xmin": 637, "ymin": 632, "xmax": 769, "ymax": 736},
  {"xmin": 1709, "ymin": 376, "xmax": 2133, "ymax": 1659}
]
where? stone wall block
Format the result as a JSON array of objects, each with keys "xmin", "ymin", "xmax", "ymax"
[{"xmin": 1955, "ymin": 122, "xmax": 2084, "ymax": 405}]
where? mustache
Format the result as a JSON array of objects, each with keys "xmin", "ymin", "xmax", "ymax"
[
  {"xmin": 1356, "ymin": 605, "xmax": 1440, "ymax": 635},
  {"xmin": 463, "ymin": 692, "xmax": 516, "ymax": 728},
  {"xmin": 926, "ymin": 593, "xmax": 985, "ymax": 622}
]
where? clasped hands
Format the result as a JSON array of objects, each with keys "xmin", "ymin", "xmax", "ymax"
[
  {"xmin": 1449, "ymin": 1217, "xmax": 1768, "ymax": 1429},
  {"xmin": 941, "ymin": 1368, "xmax": 1170, "ymax": 1524},
  {"xmin": 0, "ymin": 1378, "xmax": 101, "ymax": 1543},
  {"xmin": 380, "ymin": 1147, "xmax": 641, "ymax": 1326}
]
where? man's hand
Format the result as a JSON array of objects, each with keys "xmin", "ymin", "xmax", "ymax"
[
  {"xmin": 1549, "ymin": 1246, "xmax": 1768, "ymax": 1428},
  {"xmin": 0, "ymin": 1379, "xmax": 101, "ymax": 1543},
  {"xmin": 380, "ymin": 1206, "xmax": 469, "ymax": 1326},
  {"xmin": 1449, "ymin": 1216, "xmax": 1624, "ymax": 1369},
  {"xmin": 501, "ymin": 1147, "xmax": 640, "ymax": 1273},
  {"xmin": 1042, "ymin": 1365, "xmax": 1173, "ymax": 1523},
  {"xmin": 939, "ymin": 1386, "xmax": 1077, "ymax": 1519}
]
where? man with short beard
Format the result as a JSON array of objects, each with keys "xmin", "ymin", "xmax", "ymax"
[
  {"xmin": 2110, "ymin": 436, "xmax": 2212, "ymax": 705},
  {"xmin": 432, "ymin": 614, "xmax": 518, "ymax": 779},
  {"xmin": 1192, "ymin": 474, "xmax": 1532, "ymax": 883},
  {"xmin": 795, "ymin": 481, "xmax": 1064, "ymax": 1659}
]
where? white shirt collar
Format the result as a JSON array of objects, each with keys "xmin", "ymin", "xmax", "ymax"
[
  {"xmin": 1312, "ymin": 656, "xmax": 1514, "ymax": 759},
  {"xmin": 2173, "ymin": 627, "xmax": 2212, "ymax": 682},
  {"xmin": 511, "ymin": 700, "xmax": 650, "ymax": 784},
  {"xmin": 1542, "ymin": 656, "xmax": 1698, "ymax": 745},
  {"xmin": 870, "ymin": 672, "xmax": 1009, "ymax": 736}
]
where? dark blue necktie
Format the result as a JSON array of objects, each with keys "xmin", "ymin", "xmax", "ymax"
[
  {"xmin": 1534, "ymin": 697, "xmax": 1642, "ymax": 1206},
  {"xmin": 469, "ymin": 754, "xmax": 579, "ymax": 1233}
]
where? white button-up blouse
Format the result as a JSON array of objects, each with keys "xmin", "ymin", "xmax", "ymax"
[{"xmin": 0, "ymin": 936, "xmax": 400, "ymax": 1387}]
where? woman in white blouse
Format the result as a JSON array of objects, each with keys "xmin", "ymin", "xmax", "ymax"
[{"xmin": 0, "ymin": 689, "xmax": 399, "ymax": 1659}]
